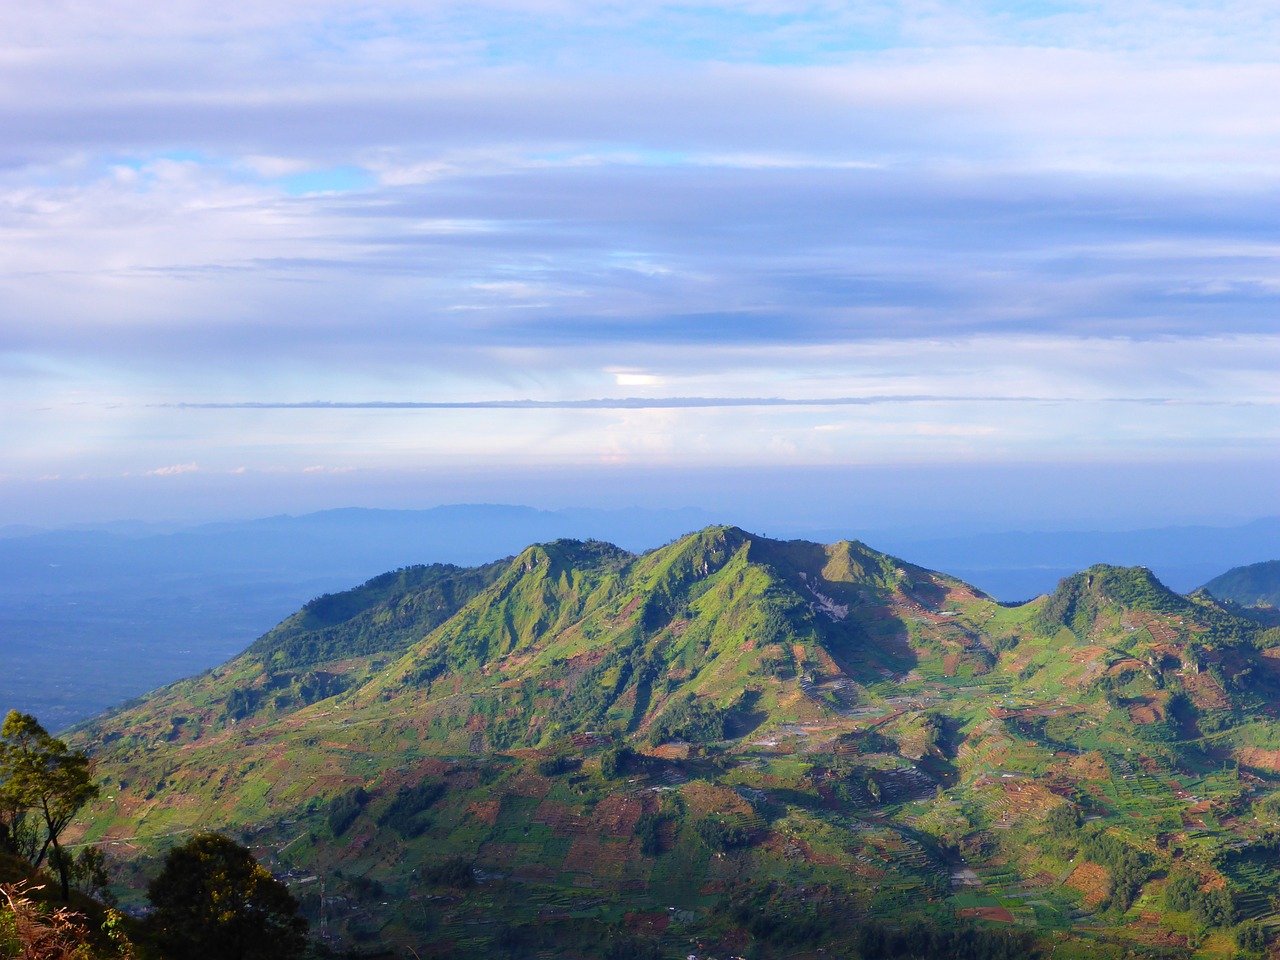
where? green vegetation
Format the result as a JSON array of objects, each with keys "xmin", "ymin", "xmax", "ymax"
[
  {"xmin": 0, "ymin": 712, "xmax": 99, "ymax": 901},
  {"xmin": 44, "ymin": 527, "xmax": 1280, "ymax": 958},
  {"xmin": 144, "ymin": 832, "xmax": 306, "ymax": 960},
  {"xmin": 376, "ymin": 779, "xmax": 444, "ymax": 838},
  {"xmin": 1205, "ymin": 559, "xmax": 1280, "ymax": 609}
]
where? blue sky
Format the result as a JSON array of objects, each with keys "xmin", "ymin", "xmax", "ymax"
[{"xmin": 1, "ymin": 1, "xmax": 1277, "ymax": 530}]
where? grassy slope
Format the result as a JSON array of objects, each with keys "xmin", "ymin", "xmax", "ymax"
[{"xmin": 65, "ymin": 528, "xmax": 1280, "ymax": 959}]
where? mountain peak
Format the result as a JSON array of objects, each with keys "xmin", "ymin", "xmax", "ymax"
[{"xmin": 1038, "ymin": 563, "xmax": 1192, "ymax": 636}]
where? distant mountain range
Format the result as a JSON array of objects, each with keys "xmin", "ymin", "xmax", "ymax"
[
  {"xmin": 70, "ymin": 527, "xmax": 1280, "ymax": 958},
  {"xmin": 3, "ymin": 506, "xmax": 1277, "ymax": 730}
]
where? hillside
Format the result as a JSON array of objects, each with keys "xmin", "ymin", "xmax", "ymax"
[
  {"xmin": 67, "ymin": 528, "xmax": 1280, "ymax": 959},
  {"xmin": 1205, "ymin": 560, "xmax": 1280, "ymax": 609}
]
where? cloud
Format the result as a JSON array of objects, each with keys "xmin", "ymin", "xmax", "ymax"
[
  {"xmin": 146, "ymin": 462, "xmax": 199, "ymax": 476},
  {"xmin": 2, "ymin": 1, "xmax": 1279, "ymax": 510}
]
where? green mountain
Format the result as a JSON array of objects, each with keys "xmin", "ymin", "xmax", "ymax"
[
  {"xmin": 1204, "ymin": 559, "xmax": 1280, "ymax": 609},
  {"xmin": 67, "ymin": 528, "xmax": 1280, "ymax": 959}
]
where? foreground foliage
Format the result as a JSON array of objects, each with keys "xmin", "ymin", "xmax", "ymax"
[
  {"xmin": 0, "ymin": 713, "xmax": 99, "ymax": 901},
  {"xmin": 0, "ymin": 883, "xmax": 133, "ymax": 960},
  {"xmin": 144, "ymin": 833, "xmax": 306, "ymax": 960}
]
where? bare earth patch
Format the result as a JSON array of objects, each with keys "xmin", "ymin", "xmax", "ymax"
[
  {"xmin": 957, "ymin": 906, "xmax": 1014, "ymax": 923},
  {"xmin": 1065, "ymin": 861, "xmax": 1111, "ymax": 908}
]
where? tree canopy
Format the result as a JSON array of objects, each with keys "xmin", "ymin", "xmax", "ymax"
[
  {"xmin": 144, "ymin": 832, "xmax": 307, "ymax": 960},
  {"xmin": 0, "ymin": 711, "xmax": 99, "ymax": 900}
]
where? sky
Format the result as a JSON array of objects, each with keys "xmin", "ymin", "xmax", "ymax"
[{"xmin": 2, "ymin": 0, "xmax": 1278, "ymax": 531}]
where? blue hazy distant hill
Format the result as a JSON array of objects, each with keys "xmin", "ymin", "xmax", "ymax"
[{"xmin": 1, "ymin": 506, "xmax": 1276, "ymax": 730}]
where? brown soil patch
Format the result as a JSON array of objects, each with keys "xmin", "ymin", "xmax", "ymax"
[
  {"xmin": 590, "ymin": 794, "xmax": 644, "ymax": 837},
  {"xmin": 563, "ymin": 836, "xmax": 630, "ymax": 879},
  {"xmin": 1181, "ymin": 672, "xmax": 1229, "ymax": 710},
  {"xmin": 681, "ymin": 782, "xmax": 754, "ymax": 819},
  {"xmin": 612, "ymin": 595, "xmax": 644, "ymax": 622},
  {"xmin": 651, "ymin": 742, "xmax": 690, "ymax": 760},
  {"xmin": 809, "ymin": 647, "xmax": 842, "ymax": 675},
  {"xmin": 513, "ymin": 862, "xmax": 556, "ymax": 881},
  {"xmin": 943, "ymin": 653, "xmax": 961, "ymax": 677},
  {"xmin": 1061, "ymin": 752, "xmax": 1109, "ymax": 781},
  {"xmin": 614, "ymin": 686, "xmax": 637, "ymax": 713},
  {"xmin": 562, "ymin": 835, "xmax": 604, "ymax": 873},
  {"xmin": 1105, "ymin": 657, "xmax": 1147, "ymax": 678},
  {"xmin": 1128, "ymin": 698, "xmax": 1161, "ymax": 725},
  {"xmin": 999, "ymin": 780, "xmax": 1062, "ymax": 819},
  {"xmin": 506, "ymin": 772, "xmax": 552, "ymax": 799},
  {"xmin": 624, "ymin": 912, "xmax": 669, "ymax": 934},
  {"xmin": 791, "ymin": 837, "xmax": 844, "ymax": 867},
  {"xmin": 945, "ymin": 583, "xmax": 986, "ymax": 604},
  {"xmin": 567, "ymin": 648, "xmax": 606, "ymax": 671},
  {"xmin": 957, "ymin": 906, "xmax": 1014, "ymax": 923},
  {"xmin": 1236, "ymin": 748, "xmax": 1280, "ymax": 773},
  {"xmin": 533, "ymin": 800, "xmax": 586, "ymax": 832},
  {"xmin": 467, "ymin": 800, "xmax": 501, "ymax": 825},
  {"xmin": 1065, "ymin": 862, "xmax": 1111, "ymax": 907}
]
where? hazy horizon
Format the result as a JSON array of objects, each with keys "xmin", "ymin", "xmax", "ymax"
[{"xmin": 4, "ymin": 459, "xmax": 1279, "ymax": 536}]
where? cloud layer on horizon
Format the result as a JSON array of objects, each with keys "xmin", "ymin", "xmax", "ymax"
[{"xmin": 1, "ymin": 1, "xmax": 1278, "ymax": 518}]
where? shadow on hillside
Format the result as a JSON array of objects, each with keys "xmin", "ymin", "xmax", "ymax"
[{"xmin": 723, "ymin": 690, "xmax": 768, "ymax": 740}]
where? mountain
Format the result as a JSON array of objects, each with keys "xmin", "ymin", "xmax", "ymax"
[
  {"xmin": 1204, "ymin": 560, "xmax": 1280, "ymax": 610},
  {"xmin": 8, "ymin": 507, "xmax": 1276, "ymax": 730},
  {"xmin": 0, "ymin": 504, "xmax": 714, "ymax": 730},
  {"xmin": 68, "ymin": 528, "xmax": 1280, "ymax": 959}
]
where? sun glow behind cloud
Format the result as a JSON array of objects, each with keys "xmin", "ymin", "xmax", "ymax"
[{"xmin": 1, "ymin": 1, "xmax": 1278, "ymax": 523}]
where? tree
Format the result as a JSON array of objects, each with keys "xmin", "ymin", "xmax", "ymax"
[
  {"xmin": 145, "ymin": 832, "xmax": 307, "ymax": 960},
  {"xmin": 0, "ymin": 711, "xmax": 100, "ymax": 900}
]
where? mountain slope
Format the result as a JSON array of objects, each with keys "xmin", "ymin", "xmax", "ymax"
[
  {"xmin": 68, "ymin": 527, "xmax": 1280, "ymax": 959},
  {"xmin": 1204, "ymin": 559, "xmax": 1280, "ymax": 609}
]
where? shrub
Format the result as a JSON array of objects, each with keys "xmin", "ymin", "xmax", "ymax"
[{"xmin": 421, "ymin": 857, "xmax": 474, "ymax": 888}]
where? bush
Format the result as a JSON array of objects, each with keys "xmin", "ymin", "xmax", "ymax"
[
  {"xmin": 421, "ymin": 857, "xmax": 474, "ymax": 888},
  {"xmin": 326, "ymin": 786, "xmax": 369, "ymax": 836},
  {"xmin": 635, "ymin": 812, "xmax": 666, "ymax": 856},
  {"xmin": 144, "ymin": 833, "xmax": 306, "ymax": 960},
  {"xmin": 647, "ymin": 695, "xmax": 726, "ymax": 746},
  {"xmin": 536, "ymin": 756, "xmax": 575, "ymax": 776},
  {"xmin": 695, "ymin": 817, "xmax": 753, "ymax": 851},
  {"xmin": 600, "ymin": 747, "xmax": 632, "ymax": 780},
  {"xmin": 376, "ymin": 780, "xmax": 444, "ymax": 838},
  {"xmin": 1235, "ymin": 921, "xmax": 1268, "ymax": 953}
]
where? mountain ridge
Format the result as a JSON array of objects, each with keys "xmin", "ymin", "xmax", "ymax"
[{"xmin": 65, "ymin": 526, "xmax": 1280, "ymax": 959}]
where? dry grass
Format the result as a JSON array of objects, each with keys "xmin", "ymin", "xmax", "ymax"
[
  {"xmin": 466, "ymin": 800, "xmax": 501, "ymax": 825},
  {"xmin": 1235, "ymin": 748, "xmax": 1280, "ymax": 773},
  {"xmin": 1065, "ymin": 862, "xmax": 1111, "ymax": 908},
  {"xmin": 0, "ymin": 883, "xmax": 134, "ymax": 960},
  {"xmin": 680, "ymin": 782, "xmax": 754, "ymax": 820}
]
